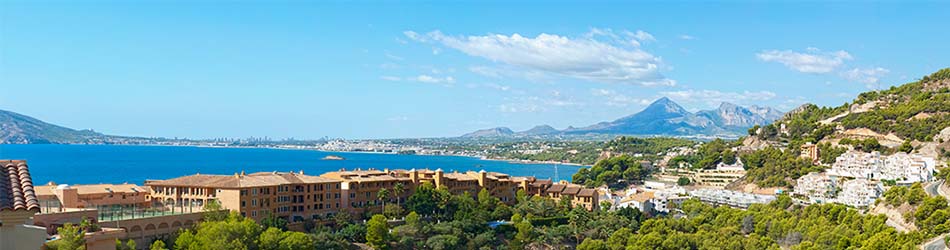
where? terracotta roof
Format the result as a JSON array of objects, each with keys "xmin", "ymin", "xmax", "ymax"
[
  {"xmin": 443, "ymin": 172, "xmax": 477, "ymax": 181},
  {"xmin": 0, "ymin": 160, "xmax": 39, "ymax": 212},
  {"xmin": 561, "ymin": 186, "xmax": 581, "ymax": 195},
  {"xmin": 530, "ymin": 179, "xmax": 553, "ymax": 187},
  {"xmin": 34, "ymin": 183, "xmax": 147, "ymax": 196},
  {"xmin": 577, "ymin": 188, "xmax": 597, "ymax": 197},
  {"xmin": 546, "ymin": 184, "xmax": 566, "ymax": 193},
  {"xmin": 148, "ymin": 171, "xmax": 339, "ymax": 188}
]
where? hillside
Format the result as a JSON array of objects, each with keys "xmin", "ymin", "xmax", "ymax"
[
  {"xmin": 736, "ymin": 68, "xmax": 950, "ymax": 188},
  {"xmin": 0, "ymin": 110, "xmax": 108, "ymax": 144},
  {"xmin": 462, "ymin": 97, "xmax": 784, "ymax": 138}
]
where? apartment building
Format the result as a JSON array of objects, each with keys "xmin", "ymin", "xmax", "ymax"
[
  {"xmin": 828, "ymin": 151, "xmax": 883, "ymax": 179},
  {"xmin": 828, "ymin": 150, "xmax": 936, "ymax": 184},
  {"xmin": 688, "ymin": 189, "xmax": 776, "ymax": 209},
  {"xmin": 146, "ymin": 171, "xmax": 342, "ymax": 223},
  {"xmin": 33, "ymin": 183, "xmax": 150, "ymax": 213},
  {"xmin": 834, "ymin": 179, "xmax": 883, "ymax": 208},
  {"xmin": 320, "ymin": 169, "xmax": 414, "ymax": 215},
  {"xmin": 689, "ymin": 159, "xmax": 746, "ymax": 187},
  {"xmin": 794, "ymin": 172, "xmax": 836, "ymax": 204},
  {"xmin": 544, "ymin": 182, "xmax": 600, "ymax": 211},
  {"xmin": 800, "ymin": 143, "xmax": 820, "ymax": 163}
]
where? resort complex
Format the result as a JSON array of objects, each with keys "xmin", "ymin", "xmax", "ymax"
[{"xmin": 794, "ymin": 150, "xmax": 937, "ymax": 208}]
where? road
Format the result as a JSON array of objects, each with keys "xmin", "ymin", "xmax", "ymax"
[
  {"xmin": 925, "ymin": 180, "xmax": 944, "ymax": 197},
  {"xmin": 922, "ymin": 234, "xmax": 948, "ymax": 250},
  {"xmin": 921, "ymin": 180, "xmax": 949, "ymax": 250}
]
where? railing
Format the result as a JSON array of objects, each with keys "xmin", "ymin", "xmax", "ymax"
[{"xmin": 96, "ymin": 205, "xmax": 203, "ymax": 222}]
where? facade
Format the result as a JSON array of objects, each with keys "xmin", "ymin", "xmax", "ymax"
[
  {"xmin": 34, "ymin": 183, "xmax": 150, "ymax": 213},
  {"xmin": 828, "ymin": 151, "xmax": 883, "ymax": 179},
  {"xmin": 147, "ymin": 171, "xmax": 343, "ymax": 223},
  {"xmin": 834, "ymin": 179, "xmax": 883, "ymax": 208},
  {"xmin": 800, "ymin": 143, "xmax": 819, "ymax": 163},
  {"xmin": 320, "ymin": 169, "xmax": 413, "ymax": 215},
  {"xmin": 688, "ymin": 189, "xmax": 776, "ymax": 209},
  {"xmin": 618, "ymin": 191, "xmax": 654, "ymax": 214},
  {"xmin": 828, "ymin": 150, "xmax": 936, "ymax": 183},
  {"xmin": 689, "ymin": 159, "xmax": 746, "ymax": 187},
  {"xmin": 794, "ymin": 172, "xmax": 836, "ymax": 204},
  {"xmin": 651, "ymin": 191, "xmax": 687, "ymax": 214},
  {"xmin": 543, "ymin": 182, "xmax": 600, "ymax": 211},
  {"xmin": 0, "ymin": 160, "xmax": 48, "ymax": 250}
]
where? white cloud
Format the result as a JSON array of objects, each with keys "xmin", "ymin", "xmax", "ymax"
[
  {"xmin": 387, "ymin": 116, "xmax": 409, "ymax": 121},
  {"xmin": 406, "ymin": 29, "xmax": 675, "ymax": 86},
  {"xmin": 756, "ymin": 48, "xmax": 853, "ymax": 73},
  {"xmin": 498, "ymin": 92, "xmax": 583, "ymax": 113},
  {"xmin": 590, "ymin": 88, "xmax": 652, "ymax": 107},
  {"xmin": 679, "ymin": 34, "xmax": 695, "ymax": 40},
  {"xmin": 660, "ymin": 89, "xmax": 777, "ymax": 107},
  {"xmin": 413, "ymin": 75, "xmax": 455, "ymax": 84},
  {"xmin": 840, "ymin": 67, "xmax": 890, "ymax": 86},
  {"xmin": 384, "ymin": 52, "xmax": 404, "ymax": 61},
  {"xmin": 380, "ymin": 76, "xmax": 401, "ymax": 81}
]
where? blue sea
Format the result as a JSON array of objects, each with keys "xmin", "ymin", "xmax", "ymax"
[{"xmin": 0, "ymin": 144, "xmax": 582, "ymax": 185}]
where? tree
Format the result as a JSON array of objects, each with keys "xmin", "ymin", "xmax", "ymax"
[
  {"xmin": 366, "ymin": 214, "xmax": 390, "ymax": 249},
  {"xmin": 899, "ymin": 140, "xmax": 914, "ymax": 153},
  {"xmin": 261, "ymin": 212, "xmax": 288, "ymax": 230},
  {"xmin": 677, "ymin": 177, "xmax": 691, "ymax": 186},
  {"xmin": 203, "ymin": 199, "xmax": 227, "ymax": 222},
  {"xmin": 149, "ymin": 240, "xmax": 168, "ymax": 250},
  {"xmin": 425, "ymin": 235, "xmax": 460, "ymax": 250},
  {"xmin": 577, "ymin": 238, "xmax": 608, "ymax": 250},
  {"xmin": 49, "ymin": 222, "xmax": 86, "ymax": 250},
  {"xmin": 172, "ymin": 212, "xmax": 262, "ymax": 250},
  {"xmin": 407, "ymin": 182, "xmax": 439, "ymax": 215},
  {"xmin": 392, "ymin": 182, "xmax": 406, "ymax": 206},
  {"xmin": 378, "ymin": 188, "xmax": 391, "ymax": 208}
]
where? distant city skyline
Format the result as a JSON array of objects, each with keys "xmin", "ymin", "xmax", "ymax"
[{"xmin": 2, "ymin": 1, "xmax": 949, "ymax": 139}]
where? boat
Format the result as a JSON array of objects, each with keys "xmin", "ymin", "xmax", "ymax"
[{"xmin": 322, "ymin": 155, "xmax": 345, "ymax": 160}]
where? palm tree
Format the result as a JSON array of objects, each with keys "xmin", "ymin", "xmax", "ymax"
[
  {"xmin": 377, "ymin": 188, "xmax": 390, "ymax": 208},
  {"xmin": 392, "ymin": 182, "xmax": 406, "ymax": 206}
]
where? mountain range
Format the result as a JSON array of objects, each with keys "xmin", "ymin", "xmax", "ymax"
[{"xmin": 462, "ymin": 97, "xmax": 784, "ymax": 138}]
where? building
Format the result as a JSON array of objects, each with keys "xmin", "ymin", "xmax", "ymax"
[
  {"xmin": 147, "ymin": 171, "xmax": 342, "ymax": 223},
  {"xmin": 834, "ymin": 179, "xmax": 883, "ymax": 208},
  {"xmin": 800, "ymin": 143, "xmax": 819, "ymax": 163},
  {"xmin": 617, "ymin": 191, "xmax": 654, "ymax": 214},
  {"xmin": 881, "ymin": 152, "xmax": 936, "ymax": 184},
  {"xmin": 320, "ymin": 169, "xmax": 413, "ymax": 215},
  {"xmin": 794, "ymin": 172, "xmax": 836, "ymax": 204},
  {"xmin": 828, "ymin": 151, "xmax": 882, "ymax": 179},
  {"xmin": 651, "ymin": 191, "xmax": 687, "ymax": 214},
  {"xmin": 828, "ymin": 150, "xmax": 936, "ymax": 184},
  {"xmin": 689, "ymin": 159, "xmax": 746, "ymax": 187},
  {"xmin": 0, "ymin": 160, "xmax": 48, "ymax": 250},
  {"xmin": 34, "ymin": 183, "xmax": 150, "ymax": 213},
  {"xmin": 543, "ymin": 182, "xmax": 600, "ymax": 211},
  {"xmin": 688, "ymin": 189, "xmax": 776, "ymax": 209}
]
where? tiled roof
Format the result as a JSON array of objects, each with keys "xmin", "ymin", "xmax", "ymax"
[
  {"xmin": 34, "ymin": 183, "xmax": 147, "ymax": 197},
  {"xmin": 577, "ymin": 188, "xmax": 597, "ymax": 197},
  {"xmin": 561, "ymin": 186, "xmax": 581, "ymax": 195},
  {"xmin": 0, "ymin": 160, "xmax": 39, "ymax": 212},
  {"xmin": 148, "ymin": 171, "xmax": 339, "ymax": 188},
  {"xmin": 546, "ymin": 184, "xmax": 566, "ymax": 193}
]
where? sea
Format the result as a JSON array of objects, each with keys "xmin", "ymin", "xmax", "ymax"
[{"xmin": 0, "ymin": 144, "xmax": 583, "ymax": 185}]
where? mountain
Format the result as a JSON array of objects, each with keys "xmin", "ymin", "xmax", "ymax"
[
  {"xmin": 0, "ymin": 109, "xmax": 107, "ymax": 144},
  {"xmin": 516, "ymin": 125, "xmax": 560, "ymax": 136},
  {"xmin": 460, "ymin": 127, "xmax": 515, "ymax": 138},
  {"xmin": 460, "ymin": 97, "xmax": 784, "ymax": 138}
]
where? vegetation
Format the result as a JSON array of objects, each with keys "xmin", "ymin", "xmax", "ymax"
[
  {"xmin": 572, "ymin": 155, "xmax": 648, "ymax": 188},
  {"xmin": 742, "ymin": 146, "xmax": 824, "ymax": 188},
  {"xmin": 486, "ymin": 137, "xmax": 695, "ymax": 165},
  {"xmin": 840, "ymin": 69, "xmax": 950, "ymax": 142},
  {"xmin": 881, "ymin": 183, "xmax": 950, "ymax": 237}
]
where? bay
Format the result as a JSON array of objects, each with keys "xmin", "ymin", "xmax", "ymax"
[{"xmin": 0, "ymin": 144, "xmax": 582, "ymax": 185}]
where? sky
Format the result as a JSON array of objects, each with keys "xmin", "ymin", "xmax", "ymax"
[{"xmin": 1, "ymin": 1, "xmax": 949, "ymax": 139}]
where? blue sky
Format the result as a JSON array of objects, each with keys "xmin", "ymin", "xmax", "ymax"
[{"xmin": 2, "ymin": 1, "xmax": 948, "ymax": 139}]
